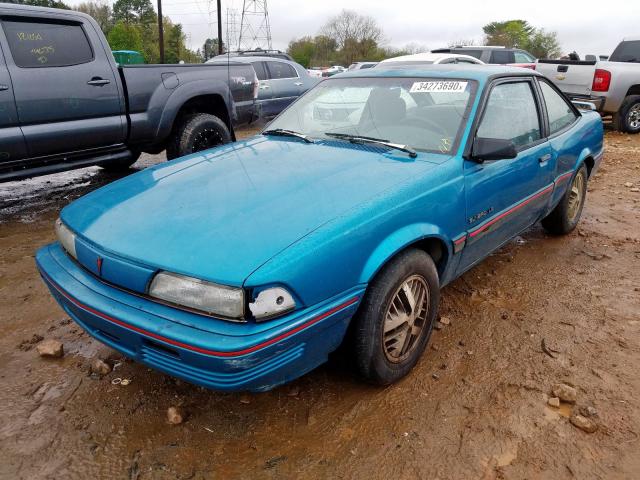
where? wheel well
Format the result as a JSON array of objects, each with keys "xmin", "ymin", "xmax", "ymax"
[
  {"xmin": 376, "ymin": 237, "xmax": 449, "ymax": 282},
  {"xmin": 583, "ymin": 156, "xmax": 595, "ymax": 177},
  {"xmin": 172, "ymin": 95, "xmax": 234, "ymax": 139},
  {"xmin": 625, "ymin": 85, "xmax": 640, "ymax": 97},
  {"xmin": 412, "ymin": 237, "xmax": 449, "ymax": 278}
]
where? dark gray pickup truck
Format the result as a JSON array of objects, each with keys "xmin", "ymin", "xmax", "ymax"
[{"xmin": 0, "ymin": 3, "xmax": 258, "ymax": 181}]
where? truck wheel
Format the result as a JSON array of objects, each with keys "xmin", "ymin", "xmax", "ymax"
[
  {"xmin": 166, "ymin": 113, "xmax": 231, "ymax": 160},
  {"xmin": 614, "ymin": 95, "xmax": 640, "ymax": 134},
  {"xmin": 100, "ymin": 151, "xmax": 141, "ymax": 172},
  {"xmin": 352, "ymin": 249, "xmax": 439, "ymax": 386},
  {"xmin": 542, "ymin": 164, "xmax": 588, "ymax": 235}
]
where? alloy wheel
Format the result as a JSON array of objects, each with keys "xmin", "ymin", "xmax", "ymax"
[
  {"xmin": 567, "ymin": 170, "xmax": 585, "ymax": 222},
  {"xmin": 383, "ymin": 275, "xmax": 429, "ymax": 363},
  {"xmin": 628, "ymin": 103, "xmax": 640, "ymax": 130},
  {"xmin": 192, "ymin": 128, "xmax": 223, "ymax": 153}
]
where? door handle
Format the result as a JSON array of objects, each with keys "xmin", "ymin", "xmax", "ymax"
[
  {"xmin": 539, "ymin": 153, "xmax": 552, "ymax": 164},
  {"xmin": 259, "ymin": 85, "xmax": 270, "ymax": 90},
  {"xmin": 0, "ymin": 84, "xmax": 8, "ymax": 91},
  {"xmin": 87, "ymin": 77, "xmax": 110, "ymax": 86},
  {"xmin": 294, "ymin": 81, "xmax": 303, "ymax": 86}
]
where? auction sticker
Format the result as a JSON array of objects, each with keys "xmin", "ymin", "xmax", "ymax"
[{"xmin": 410, "ymin": 81, "xmax": 468, "ymax": 93}]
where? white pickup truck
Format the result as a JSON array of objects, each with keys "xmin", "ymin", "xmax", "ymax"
[{"xmin": 537, "ymin": 38, "xmax": 640, "ymax": 133}]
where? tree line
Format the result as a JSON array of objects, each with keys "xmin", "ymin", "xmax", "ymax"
[
  {"xmin": 288, "ymin": 10, "xmax": 562, "ymax": 68},
  {"xmin": 7, "ymin": 3, "xmax": 563, "ymax": 66}
]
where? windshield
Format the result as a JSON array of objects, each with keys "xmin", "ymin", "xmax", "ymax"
[
  {"xmin": 265, "ymin": 77, "xmax": 476, "ymax": 154},
  {"xmin": 610, "ymin": 40, "xmax": 640, "ymax": 62}
]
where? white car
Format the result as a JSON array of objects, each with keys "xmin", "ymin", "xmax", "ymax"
[
  {"xmin": 377, "ymin": 52, "xmax": 484, "ymax": 67},
  {"xmin": 307, "ymin": 67, "xmax": 324, "ymax": 78},
  {"xmin": 323, "ymin": 65, "xmax": 347, "ymax": 77}
]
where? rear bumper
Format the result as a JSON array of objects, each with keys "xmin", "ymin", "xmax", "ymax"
[
  {"xmin": 36, "ymin": 243, "xmax": 363, "ymax": 392},
  {"xmin": 566, "ymin": 94, "xmax": 606, "ymax": 112}
]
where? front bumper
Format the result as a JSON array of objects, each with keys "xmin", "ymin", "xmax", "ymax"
[{"xmin": 36, "ymin": 243, "xmax": 363, "ymax": 392}]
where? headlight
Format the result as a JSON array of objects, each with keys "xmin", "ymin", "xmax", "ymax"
[
  {"xmin": 148, "ymin": 271, "xmax": 245, "ymax": 320},
  {"xmin": 55, "ymin": 218, "xmax": 77, "ymax": 259},
  {"xmin": 250, "ymin": 287, "xmax": 296, "ymax": 321}
]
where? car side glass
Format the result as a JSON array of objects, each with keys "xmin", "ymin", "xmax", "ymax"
[
  {"xmin": 539, "ymin": 80, "xmax": 578, "ymax": 134},
  {"xmin": 252, "ymin": 61, "xmax": 268, "ymax": 81},
  {"xmin": 476, "ymin": 82, "xmax": 541, "ymax": 149}
]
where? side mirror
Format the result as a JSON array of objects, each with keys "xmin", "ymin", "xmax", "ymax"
[{"xmin": 471, "ymin": 137, "xmax": 518, "ymax": 162}]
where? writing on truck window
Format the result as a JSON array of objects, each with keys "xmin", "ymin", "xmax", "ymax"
[{"xmin": 2, "ymin": 20, "xmax": 93, "ymax": 68}]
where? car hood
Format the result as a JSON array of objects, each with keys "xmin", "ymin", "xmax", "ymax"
[{"xmin": 62, "ymin": 137, "xmax": 440, "ymax": 286}]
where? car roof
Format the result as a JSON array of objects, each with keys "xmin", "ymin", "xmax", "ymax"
[
  {"xmin": 208, "ymin": 55, "xmax": 298, "ymax": 66},
  {"xmin": 379, "ymin": 52, "xmax": 483, "ymax": 64},
  {"xmin": 338, "ymin": 64, "xmax": 541, "ymax": 81}
]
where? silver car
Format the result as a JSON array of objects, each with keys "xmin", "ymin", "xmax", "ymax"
[{"xmin": 208, "ymin": 56, "xmax": 319, "ymax": 118}]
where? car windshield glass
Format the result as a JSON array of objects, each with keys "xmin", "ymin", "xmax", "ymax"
[
  {"xmin": 265, "ymin": 77, "xmax": 476, "ymax": 154},
  {"xmin": 610, "ymin": 41, "xmax": 640, "ymax": 62}
]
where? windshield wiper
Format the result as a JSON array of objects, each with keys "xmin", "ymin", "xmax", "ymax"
[
  {"xmin": 325, "ymin": 132, "xmax": 417, "ymax": 158},
  {"xmin": 262, "ymin": 128, "xmax": 314, "ymax": 143}
]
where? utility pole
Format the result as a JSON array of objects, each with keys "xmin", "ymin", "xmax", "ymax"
[
  {"xmin": 157, "ymin": 0, "xmax": 165, "ymax": 63},
  {"xmin": 217, "ymin": 0, "xmax": 223, "ymax": 54}
]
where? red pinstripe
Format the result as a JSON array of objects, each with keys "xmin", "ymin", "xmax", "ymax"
[
  {"xmin": 41, "ymin": 270, "xmax": 359, "ymax": 358},
  {"xmin": 469, "ymin": 184, "xmax": 554, "ymax": 238}
]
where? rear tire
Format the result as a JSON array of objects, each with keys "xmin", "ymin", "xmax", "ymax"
[
  {"xmin": 352, "ymin": 249, "xmax": 439, "ymax": 385},
  {"xmin": 613, "ymin": 95, "xmax": 640, "ymax": 134},
  {"xmin": 100, "ymin": 151, "xmax": 140, "ymax": 172},
  {"xmin": 166, "ymin": 113, "xmax": 231, "ymax": 160},
  {"xmin": 542, "ymin": 164, "xmax": 588, "ymax": 235}
]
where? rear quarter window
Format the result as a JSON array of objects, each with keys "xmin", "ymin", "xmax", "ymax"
[
  {"xmin": 610, "ymin": 41, "xmax": 640, "ymax": 62},
  {"xmin": 489, "ymin": 50, "xmax": 514, "ymax": 64},
  {"xmin": 455, "ymin": 49, "xmax": 483, "ymax": 60},
  {"xmin": 267, "ymin": 61, "xmax": 297, "ymax": 79},
  {"xmin": 2, "ymin": 19, "xmax": 93, "ymax": 68}
]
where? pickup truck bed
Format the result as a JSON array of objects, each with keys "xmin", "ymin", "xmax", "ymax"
[
  {"xmin": 537, "ymin": 38, "xmax": 640, "ymax": 134},
  {"xmin": 0, "ymin": 3, "xmax": 258, "ymax": 182}
]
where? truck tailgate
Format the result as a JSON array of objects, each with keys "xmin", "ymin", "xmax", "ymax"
[{"xmin": 537, "ymin": 60, "xmax": 597, "ymax": 96}]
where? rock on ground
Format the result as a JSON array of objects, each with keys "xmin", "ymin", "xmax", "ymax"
[
  {"xmin": 552, "ymin": 383, "xmax": 577, "ymax": 404},
  {"xmin": 90, "ymin": 358, "xmax": 112, "ymax": 376},
  {"xmin": 570, "ymin": 414, "xmax": 598, "ymax": 433},
  {"xmin": 36, "ymin": 339, "xmax": 63, "ymax": 358},
  {"xmin": 167, "ymin": 406, "xmax": 185, "ymax": 425},
  {"xmin": 548, "ymin": 397, "xmax": 560, "ymax": 408}
]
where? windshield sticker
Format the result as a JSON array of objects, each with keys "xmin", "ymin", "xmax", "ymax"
[{"xmin": 410, "ymin": 81, "xmax": 468, "ymax": 93}]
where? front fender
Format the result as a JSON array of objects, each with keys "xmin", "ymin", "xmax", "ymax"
[
  {"xmin": 154, "ymin": 79, "xmax": 232, "ymax": 140},
  {"xmin": 359, "ymin": 223, "xmax": 451, "ymax": 284}
]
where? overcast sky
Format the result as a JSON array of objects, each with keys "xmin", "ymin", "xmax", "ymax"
[{"xmin": 71, "ymin": 0, "xmax": 640, "ymax": 58}]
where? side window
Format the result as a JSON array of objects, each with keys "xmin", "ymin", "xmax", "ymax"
[
  {"xmin": 539, "ymin": 80, "xmax": 578, "ymax": 134},
  {"xmin": 252, "ymin": 61, "xmax": 268, "ymax": 81},
  {"xmin": 477, "ymin": 81, "xmax": 541, "ymax": 149},
  {"xmin": 457, "ymin": 49, "xmax": 483, "ymax": 59},
  {"xmin": 489, "ymin": 50, "xmax": 513, "ymax": 64},
  {"xmin": 514, "ymin": 51, "xmax": 535, "ymax": 63},
  {"xmin": 2, "ymin": 19, "xmax": 93, "ymax": 68},
  {"xmin": 267, "ymin": 61, "xmax": 297, "ymax": 79}
]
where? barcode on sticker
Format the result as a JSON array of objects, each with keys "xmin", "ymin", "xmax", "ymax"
[{"xmin": 410, "ymin": 81, "xmax": 468, "ymax": 93}]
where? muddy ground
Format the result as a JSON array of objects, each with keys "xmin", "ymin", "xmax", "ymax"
[{"xmin": 1, "ymin": 128, "xmax": 639, "ymax": 480}]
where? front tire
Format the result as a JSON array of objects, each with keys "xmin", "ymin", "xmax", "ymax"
[
  {"xmin": 353, "ymin": 249, "xmax": 439, "ymax": 385},
  {"xmin": 542, "ymin": 164, "xmax": 588, "ymax": 235},
  {"xmin": 166, "ymin": 113, "xmax": 232, "ymax": 160},
  {"xmin": 613, "ymin": 95, "xmax": 640, "ymax": 134}
]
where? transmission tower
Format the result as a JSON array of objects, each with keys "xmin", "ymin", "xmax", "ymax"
[
  {"xmin": 226, "ymin": 8, "xmax": 239, "ymax": 53},
  {"xmin": 238, "ymin": 0, "xmax": 272, "ymax": 51}
]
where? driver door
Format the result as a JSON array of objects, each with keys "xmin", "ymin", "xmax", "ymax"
[{"xmin": 459, "ymin": 79, "xmax": 554, "ymax": 272}]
